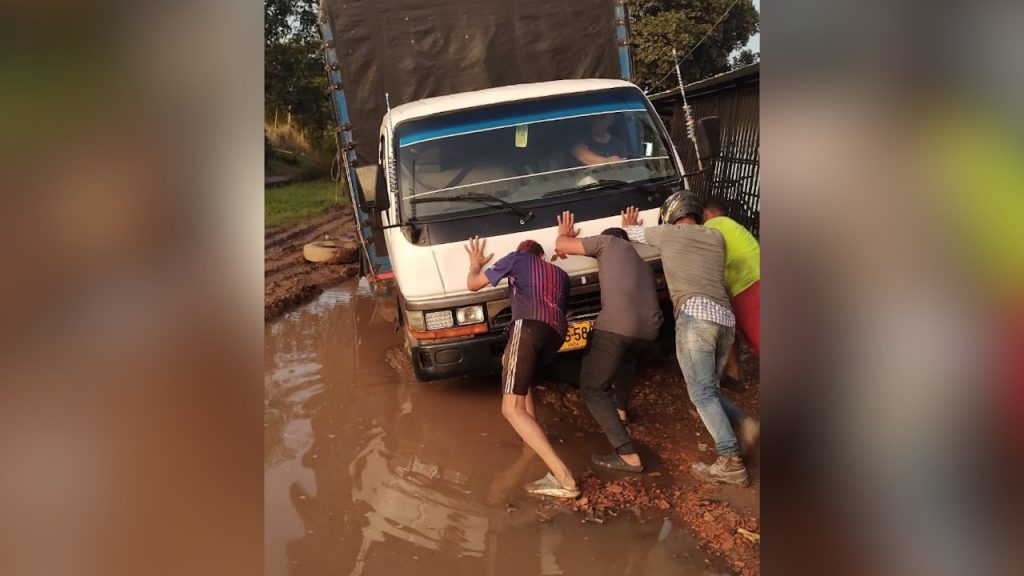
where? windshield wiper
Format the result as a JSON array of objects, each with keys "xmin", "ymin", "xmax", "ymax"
[
  {"xmin": 542, "ymin": 175, "xmax": 681, "ymax": 199},
  {"xmin": 542, "ymin": 179, "xmax": 627, "ymax": 198},
  {"xmin": 410, "ymin": 192, "xmax": 535, "ymax": 223}
]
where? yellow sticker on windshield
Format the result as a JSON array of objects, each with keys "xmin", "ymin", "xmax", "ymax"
[{"xmin": 515, "ymin": 124, "xmax": 528, "ymax": 148}]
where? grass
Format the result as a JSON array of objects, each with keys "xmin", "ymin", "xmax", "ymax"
[
  {"xmin": 265, "ymin": 179, "xmax": 348, "ymax": 228},
  {"xmin": 265, "ymin": 122, "xmax": 335, "ymax": 181}
]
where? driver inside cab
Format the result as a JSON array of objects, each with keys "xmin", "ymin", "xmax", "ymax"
[{"xmin": 570, "ymin": 114, "xmax": 628, "ymax": 166}]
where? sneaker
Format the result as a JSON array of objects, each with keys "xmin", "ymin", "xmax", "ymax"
[
  {"xmin": 523, "ymin": 472, "xmax": 581, "ymax": 499},
  {"xmin": 690, "ymin": 456, "xmax": 750, "ymax": 486},
  {"xmin": 736, "ymin": 417, "xmax": 760, "ymax": 456},
  {"xmin": 591, "ymin": 452, "xmax": 644, "ymax": 473}
]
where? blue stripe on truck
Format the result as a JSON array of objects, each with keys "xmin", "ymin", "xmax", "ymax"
[
  {"xmin": 615, "ymin": 2, "xmax": 632, "ymax": 80},
  {"xmin": 399, "ymin": 101, "xmax": 646, "ymax": 147}
]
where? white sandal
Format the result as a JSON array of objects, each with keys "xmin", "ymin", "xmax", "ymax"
[{"xmin": 523, "ymin": 472, "xmax": 580, "ymax": 499}]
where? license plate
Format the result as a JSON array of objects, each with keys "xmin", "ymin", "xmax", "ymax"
[{"xmin": 559, "ymin": 320, "xmax": 594, "ymax": 352}]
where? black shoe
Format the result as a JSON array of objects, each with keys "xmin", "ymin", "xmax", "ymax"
[{"xmin": 591, "ymin": 453, "xmax": 644, "ymax": 473}]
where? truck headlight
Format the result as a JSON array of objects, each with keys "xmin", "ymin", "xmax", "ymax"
[
  {"xmin": 406, "ymin": 310, "xmax": 425, "ymax": 332},
  {"xmin": 424, "ymin": 310, "xmax": 455, "ymax": 331},
  {"xmin": 455, "ymin": 305, "xmax": 485, "ymax": 325}
]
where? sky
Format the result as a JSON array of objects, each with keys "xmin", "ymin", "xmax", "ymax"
[{"xmin": 742, "ymin": 0, "xmax": 760, "ymax": 54}]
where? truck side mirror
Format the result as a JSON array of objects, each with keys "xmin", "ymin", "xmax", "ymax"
[
  {"xmin": 354, "ymin": 164, "xmax": 391, "ymax": 211},
  {"xmin": 695, "ymin": 116, "xmax": 721, "ymax": 161}
]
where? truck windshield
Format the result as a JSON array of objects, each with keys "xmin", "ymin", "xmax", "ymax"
[{"xmin": 395, "ymin": 87, "xmax": 679, "ymax": 219}]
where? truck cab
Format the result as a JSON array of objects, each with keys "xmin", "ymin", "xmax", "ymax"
[{"xmin": 356, "ymin": 79, "xmax": 682, "ymax": 381}]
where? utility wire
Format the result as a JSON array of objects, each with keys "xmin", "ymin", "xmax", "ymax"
[{"xmin": 644, "ymin": 0, "xmax": 741, "ymax": 94}]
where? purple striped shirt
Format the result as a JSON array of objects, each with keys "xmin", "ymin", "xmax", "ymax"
[{"xmin": 485, "ymin": 251, "xmax": 569, "ymax": 336}]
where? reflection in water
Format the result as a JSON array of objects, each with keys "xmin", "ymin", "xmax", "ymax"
[
  {"xmin": 265, "ymin": 278, "xmax": 720, "ymax": 576},
  {"xmin": 349, "ymin": 435, "xmax": 490, "ymax": 576},
  {"xmin": 539, "ymin": 522, "xmax": 564, "ymax": 575}
]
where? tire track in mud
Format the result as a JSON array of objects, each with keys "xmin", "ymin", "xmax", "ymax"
[{"xmin": 265, "ymin": 205, "xmax": 361, "ymax": 321}]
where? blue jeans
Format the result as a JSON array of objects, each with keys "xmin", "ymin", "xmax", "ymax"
[{"xmin": 675, "ymin": 312, "xmax": 746, "ymax": 457}]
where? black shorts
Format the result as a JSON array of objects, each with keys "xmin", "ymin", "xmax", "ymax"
[{"xmin": 501, "ymin": 319, "xmax": 563, "ymax": 396}]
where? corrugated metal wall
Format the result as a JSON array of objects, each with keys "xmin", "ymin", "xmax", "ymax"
[{"xmin": 668, "ymin": 78, "xmax": 760, "ymax": 237}]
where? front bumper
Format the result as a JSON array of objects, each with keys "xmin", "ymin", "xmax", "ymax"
[
  {"xmin": 410, "ymin": 331, "xmax": 509, "ymax": 382},
  {"xmin": 405, "ymin": 263, "xmax": 667, "ymax": 382}
]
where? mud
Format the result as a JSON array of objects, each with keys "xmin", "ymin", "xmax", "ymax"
[
  {"xmin": 264, "ymin": 205, "xmax": 360, "ymax": 321},
  {"xmin": 265, "ymin": 278, "xmax": 760, "ymax": 575},
  {"xmin": 533, "ymin": 353, "xmax": 762, "ymax": 576}
]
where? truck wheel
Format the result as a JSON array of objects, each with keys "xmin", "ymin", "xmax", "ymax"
[
  {"xmin": 402, "ymin": 330, "xmax": 432, "ymax": 383},
  {"xmin": 411, "ymin": 359, "xmax": 430, "ymax": 382},
  {"xmin": 303, "ymin": 239, "xmax": 358, "ymax": 264},
  {"xmin": 358, "ymin": 246, "xmax": 369, "ymax": 277}
]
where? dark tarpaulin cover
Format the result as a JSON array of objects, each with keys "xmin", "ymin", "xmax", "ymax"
[{"xmin": 322, "ymin": 0, "xmax": 624, "ymax": 165}]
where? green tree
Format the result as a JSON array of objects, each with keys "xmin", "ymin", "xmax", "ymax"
[
  {"xmin": 265, "ymin": 0, "xmax": 333, "ymax": 143},
  {"xmin": 730, "ymin": 48, "xmax": 759, "ymax": 69},
  {"xmin": 632, "ymin": 0, "xmax": 759, "ymax": 92}
]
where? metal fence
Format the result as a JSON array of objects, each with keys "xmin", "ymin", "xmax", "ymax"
[{"xmin": 652, "ymin": 64, "xmax": 760, "ymax": 236}]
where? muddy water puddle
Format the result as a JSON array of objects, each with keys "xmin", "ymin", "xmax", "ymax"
[{"xmin": 265, "ymin": 278, "xmax": 723, "ymax": 575}]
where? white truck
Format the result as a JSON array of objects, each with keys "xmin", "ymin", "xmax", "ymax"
[{"xmin": 319, "ymin": 0, "xmax": 716, "ymax": 380}]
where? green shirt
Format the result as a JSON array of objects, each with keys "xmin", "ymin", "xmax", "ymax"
[{"xmin": 703, "ymin": 216, "xmax": 760, "ymax": 297}]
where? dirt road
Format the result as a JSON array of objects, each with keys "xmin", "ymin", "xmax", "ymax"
[
  {"xmin": 265, "ymin": 278, "xmax": 760, "ymax": 575},
  {"xmin": 264, "ymin": 205, "xmax": 360, "ymax": 320}
]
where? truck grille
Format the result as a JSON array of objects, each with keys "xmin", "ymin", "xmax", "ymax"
[{"xmin": 489, "ymin": 288, "xmax": 602, "ymax": 331}]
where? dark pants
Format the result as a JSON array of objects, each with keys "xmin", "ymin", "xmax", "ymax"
[
  {"xmin": 501, "ymin": 319, "xmax": 562, "ymax": 396},
  {"xmin": 579, "ymin": 329, "xmax": 656, "ymax": 455}
]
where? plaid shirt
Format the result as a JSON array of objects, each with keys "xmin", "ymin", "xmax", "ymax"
[
  {"xmin": 625, "ymin": 226, "xmax": 735, "ymax": 327},
  {"xmin": 624, "ymin": 225, "xmax": 647, "ymax": 244},
  {"xmin": 681, "ymin": 296, "xmax": 736, "ymax": 327}
]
